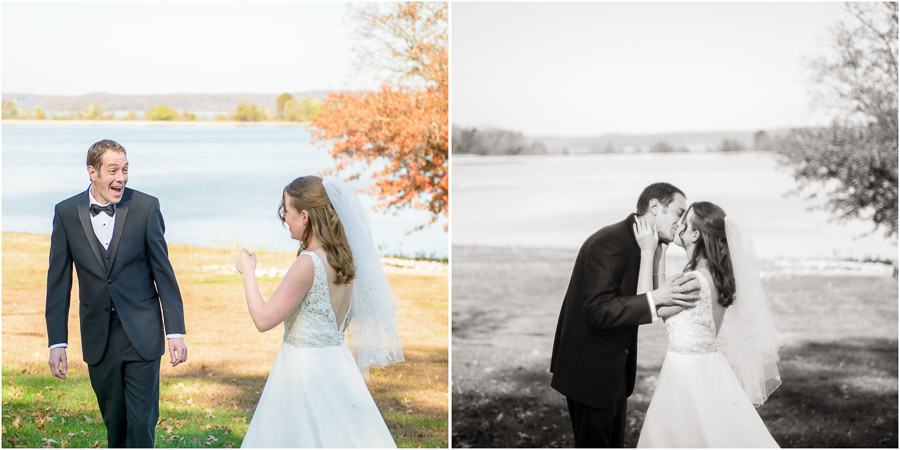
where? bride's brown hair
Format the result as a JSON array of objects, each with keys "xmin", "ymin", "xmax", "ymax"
[
  {"xmin": 683, "ymin": 201, "xmax": 736, "ymax": 307},
  {"xmin": 279, "ymin": 176, "xmax": 355, "ymax": 285}
]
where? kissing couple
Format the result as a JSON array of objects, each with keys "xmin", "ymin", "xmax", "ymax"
[
  {"xmin": 45, "ymin": 139, "xmax": 404, "ymax": 448},
  {"xmin": 550, "ymin": 182, "xmax": 783, "ymax": 447}
]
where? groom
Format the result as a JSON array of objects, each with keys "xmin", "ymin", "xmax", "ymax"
[
  {"xmin": 45, "ymin": 139, "xmax": 187, "ymax": 448},
  {"xmin": 550, "ymin": 182, "xmax": 700, "ymax": 447}
]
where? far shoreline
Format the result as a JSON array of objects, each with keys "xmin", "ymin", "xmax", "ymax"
[
  {"xmin": 2, "ymin": 119, "xmax": 311, "ymax": 127},
  {"xmin": 450, "ymin": 244, "xmax": 896, "ymax": 277},
  {"xmin": 1, "ymin": 231, "xmax": 448, "ymax": 268}
]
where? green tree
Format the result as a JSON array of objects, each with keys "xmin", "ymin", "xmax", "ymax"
[
  {"xmin": 234, "ymin": 102, "xmax": 268, "ymax": 121},
  {"xmin": 282, "ymin": 98, "xmax": 321, "ymax": 122},
  {"xmin": 282, "ymin": 99, "xmax": 302, "ymax": 121},
  {"xmin": 145, "ymin": 104, "xmax": 178, "ymax": 121},
  {"xmin": 2, "ymin": 100, "xmax": 16, "ymax": 118},
  {"xmin": 80, "ymin": 103, "xmax": 106, "ymax": 120},
  {"xmin": 773, "ymin": 2, "xmax": 898, "ymax": 238},
  {"xmin": 300, "ymin": 98, "xmax": 320, "ymax": 120},
  {"xmin": 32, "ymin": 107, "xmax": 47, "ymax": 120},
  {"xmin": 277, "ymin": 93, "xmax": 294, "ymax": 118}
]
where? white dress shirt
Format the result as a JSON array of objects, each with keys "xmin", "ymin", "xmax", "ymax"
[
  {"xmin": 647, "ymin": 291, "xmax": 659, "ymax": 322},
  {"xmin": 89, "ymin": 188, "xmax": 115, "ymax": 250},
  {"xmin": 49, "ymin": 187, "xmax": 182, "ymax": 349}
]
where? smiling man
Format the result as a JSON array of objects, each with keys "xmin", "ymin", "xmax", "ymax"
[{"xmin": 45, "ymin": 139, "xmax": 188, "ymax": 448}]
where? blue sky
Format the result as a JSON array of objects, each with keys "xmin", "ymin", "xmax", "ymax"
[{"xmin": 3, "ymin": 2, "xmax": 380, "ymax": 95}]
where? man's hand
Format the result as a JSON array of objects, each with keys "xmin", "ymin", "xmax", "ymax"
[
  {"xmin": 48, "ymin": 347, "xmax": 68, "ymax": 380},
  {"xmin": 168, "ymin": 337, "xmax": 187, "ymax": 367},
  {"xmin": 651, "ymin": 272, "xmax": 701, "ymax": 308}
]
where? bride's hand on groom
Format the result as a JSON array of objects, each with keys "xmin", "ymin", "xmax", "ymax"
[
  {"xmin": 633, "ymin": 219, "xmax": 659, "ymax": 255},
  {"xmin": 235, "ymin": 249, "xmax": 257, "ymax": 277},
  {"xmin": 651, "ymin": 273, "xmax": 701, "ymax": 308}
]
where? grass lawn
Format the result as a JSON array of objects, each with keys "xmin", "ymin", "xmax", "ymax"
[
  {"xmin": 451, "ymin": 246, "xmax": 898, "ymax": 448},
  {"xmin": 2, "ymin": 232, "xmax": 448, "ymax": 448}
]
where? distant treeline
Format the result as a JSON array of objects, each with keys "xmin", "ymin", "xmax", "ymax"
[
  {"xmin": 452, "ymin": 125, "xmax": 780, "ymax": 155},
  {"xmin": 2, "ymin": 91, "xmax": 328, "ymax": 113},
  {"xmin": 452, "ymin": 126, "xmax": 547, "ymax": 155},
  {"xmin": 1, "ymin": 93, "xmax": 320, "ymax": 123}
]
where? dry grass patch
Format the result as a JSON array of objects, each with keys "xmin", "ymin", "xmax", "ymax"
[{"xmin": 3, "ymin": 233, "xmax": 448, "ymax": 448}]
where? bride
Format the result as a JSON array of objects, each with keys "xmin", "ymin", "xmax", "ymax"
[
  {"xmin": 633, "ymin": 201, "xmax": 782, "ymax": 447},
  {"xmin": 234, "ymin": 175, "xmax": 404, "ymax": 448}
]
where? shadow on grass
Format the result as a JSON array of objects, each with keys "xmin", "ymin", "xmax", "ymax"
[{"xmin": 452, "ymin": 337, "xmax": 898, "ymax": 448}]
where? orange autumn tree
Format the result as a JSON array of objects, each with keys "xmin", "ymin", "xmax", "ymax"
[{"xmin": 311, "ymin": 2, "xmax": 448, "ymax": 231}]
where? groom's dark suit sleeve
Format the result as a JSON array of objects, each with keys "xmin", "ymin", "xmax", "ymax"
[
  {"xmin": 146, "ymin": 198, "xmax": 185, "ymax": 335},
  {"xmin": 581, "ymin": 237, "xmax": 653, "ymax": 330},
  {"xmin": 46, "ymin": 204, "xmax": 74, "ymax": 347}
]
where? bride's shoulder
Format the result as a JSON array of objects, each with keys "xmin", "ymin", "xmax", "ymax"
[
  {"xmin": 287, "ymin": 252, "xmax": 316, "ymax": 276},
  {"xmin": 689, "ymin": 267, "xmax": 713, "ymax": 287}
]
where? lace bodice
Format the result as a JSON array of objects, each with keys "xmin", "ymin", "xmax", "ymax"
[
  {"xmin": 663, "ymin": 272, "xmax": 719, "ymax": 354},
  {"xmin": 283, "ymin": 251, "xmax": 345, "ymax": 348}
]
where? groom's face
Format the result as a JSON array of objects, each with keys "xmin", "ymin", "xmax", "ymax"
[
  {"xmin": 652, "ymin": 193, "xmax": 687, "ymax": 243},
  {"xmin": 88, "ymin": 150, "xmax": 128, "ymax": 204}
]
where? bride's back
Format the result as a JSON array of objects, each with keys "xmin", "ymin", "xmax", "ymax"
[
  {"xmin": 282, "ymin": 250, "xmax": 349, "ymax": 348},
  {"xmin": 695, "ymin": 267, "xmax": 726, "ymax": 335},
  {"xmin": 313, "ymin": 249, "xmax": 352, "ymax": 331}
]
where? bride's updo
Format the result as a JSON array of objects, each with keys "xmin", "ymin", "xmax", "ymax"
[
  {"xmin": 685, "ymin": 201, "xmax": 736, "ymax": 307},
  {"xmin": 279, "ymin": 176, "xmax": 355, "ymax": 285}
]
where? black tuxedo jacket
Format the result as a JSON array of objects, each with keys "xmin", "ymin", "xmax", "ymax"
[
  {"xmin": 45, "ymin": 188, "xmax": 186, "ymax": 365},
  {"xmin": 550, "ymin": 214, "xmax": 653, "ymax": 409}
]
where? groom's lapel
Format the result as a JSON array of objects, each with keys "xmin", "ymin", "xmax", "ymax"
[
  {"xmin": 106, "ymin": 189, "xmax": 131, "ymax": 275},
  {"xmin": 76, "ymin": 190, "xmax": 107, "ymax": 271}
]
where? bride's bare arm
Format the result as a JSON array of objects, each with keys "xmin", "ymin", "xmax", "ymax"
[
  {"xmin": 635, "ymin": 225, "xmax": 687, "ymax": 318},
  {"xmin": 652, "ymin": 243, "xmax": 666, "ymax": 290},
  {"xmin": 652, "ymin": 247, "xmax": 685, "ymax": 318},
  {"xmin": 236, "ymin": 250, "xmax": 314, "ymax": 332},
  {"xmin": 633, "ymin": 220, "xmax": 657, "ymax": 295}
]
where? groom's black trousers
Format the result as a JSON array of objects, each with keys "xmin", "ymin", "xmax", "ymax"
[
  {"xmin": 567, "ymin": 393, "xmax": 627, "ymax": 448},
  {"xmin": 87, "ymin": 310, "xmax": 160, "ymax": 448}
]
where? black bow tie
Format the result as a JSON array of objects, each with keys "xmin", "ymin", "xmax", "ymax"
[{"xmin": 90, "ymin": 204, "xmax": 115, "ymax": 217}]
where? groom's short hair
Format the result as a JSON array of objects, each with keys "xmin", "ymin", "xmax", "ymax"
[
  {"xmin": 87, "ymin": 140, "xmax": 127, "ymax": 171},
  {"xmin": 636, "ymin": 182, "xmax": 685, "ymax": 215}
]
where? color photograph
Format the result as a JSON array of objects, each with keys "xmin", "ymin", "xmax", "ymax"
[{"xmin": 2, "ymin": 2, "xmax": 448, "ymax": 448}]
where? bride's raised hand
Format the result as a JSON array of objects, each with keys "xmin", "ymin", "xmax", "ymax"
[
  {"xmin": 235, "ymin": 249, "xmax": 257, "ymax": 276},
  {"xmin": 632, "ymin": 219, "xmax": 658, "ymax": 255}
]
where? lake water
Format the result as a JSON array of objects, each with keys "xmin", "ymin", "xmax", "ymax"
[
  {"xmin": 452, "ymin": 152, "xmax": 896, "ymax": 261},
  {"xmin": 2, "ymin": 122, "xmax": 448, "ymax": 258}
]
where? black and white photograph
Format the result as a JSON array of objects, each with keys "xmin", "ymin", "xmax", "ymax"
[{"xmin": 451, "ymin": 2, "xmax": 897, "ymax": 448}]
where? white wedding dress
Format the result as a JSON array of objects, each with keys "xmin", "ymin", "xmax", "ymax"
[
  {"xmin": 637, "ymin": 272, "xmax": 778, "ymax": 448},
  {"xmin": 241, "ymin": 251, "xmax": 397, "ymax": 448}
]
